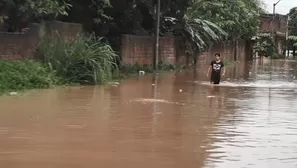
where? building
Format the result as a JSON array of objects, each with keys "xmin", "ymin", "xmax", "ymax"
[{"xmin": 259, "ymin": 13, "xmax": 289, "ymax": 55}]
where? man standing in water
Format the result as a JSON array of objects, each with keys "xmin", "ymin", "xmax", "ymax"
[{"xmin": 206, "ymin": 53, "xmax": 225, "ymax": 84}]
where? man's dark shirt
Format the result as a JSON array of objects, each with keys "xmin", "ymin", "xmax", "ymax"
[{"xmin": 210, "ymin": 60, "xmax": 224, "ymax": 75}]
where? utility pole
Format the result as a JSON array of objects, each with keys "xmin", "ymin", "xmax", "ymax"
[
  {"xmin": 153, "ymin": 0, "xmax": 160, "ymax": 71},
  {"xmin": 270, "ymin": 0, "xmax": 282, "ymax": 70},
  {"xmin": 269, "ymin": 0, "xmax": 281, "ymax": 111},
  {"xmin": 272, "ymin": 0, "xmax": 281, "ymax": 53}
]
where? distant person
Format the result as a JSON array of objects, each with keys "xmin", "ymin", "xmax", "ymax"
[{"xmin": 206, "ymin": 53, "xmax": 225, "ymax": 84}]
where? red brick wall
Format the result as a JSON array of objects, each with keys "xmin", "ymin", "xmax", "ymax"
[
  {"xmin": 121, "ymin": 34, "xmax": 176, "ymax": 65},
  {"xmin": 197, "ymin": 42, "xmax": 235, "ymax": 65},
  {"xmin": 0, "ymin": 24, "xmax": 40, "ymax": 60},
  {"xmin": 121, "ymin": 34, "xmax": 249, "ymax": 66},
  {"xmin": 260, "ymin": 14, "xmax": 288, "ymax": 34},
  {"xmin": 197, "ymin": 40, "xmax": 250, "ymax": 66},
  {"xmin": 45, "ymin": 21, "xmax": 82, "ymax": 41},
  {"xmin": 259, "ymin": 14, "xmax": 288, "ymax": 54},
  {"xmin": 0, "ymin": 21, "xmax": 82, "ymax": 60}
]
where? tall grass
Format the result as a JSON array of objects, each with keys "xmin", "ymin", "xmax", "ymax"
[
  {"xmin": 0, "ymin": 60, "xmax": 57, "ymax": 94},
  {"xmin": 37, "ymin": 33, "xmax": 118, "ymax": 84}
]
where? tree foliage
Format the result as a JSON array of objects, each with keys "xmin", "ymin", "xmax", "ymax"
[
  {"xmin": 0, "ymin": 0, "xmax": 71, "ymax": 17},
  {"xmin": 0, "ymin": 0, "xmax": 263, "ymax": 57},
  {"xmin": 0, "ymin": 0, "xmax": 71, "ymax": 31},
  {"xmin": 161, "ymin": 16, "xmax": 227, "ymax": 55},
  {"xmin": 289, "ymin": 7, "xmax": 297, "ymax": 36},
  {"xmin": 187, "ymin": 0, "xmax": 263, "ymax": 40},
  {"xmin": 288, "ymin": 7, "xmax": 297, "ymax": 56},
  {"xmin": 254, "ymin": 33, "xmax": 276, "ymax": 57}
]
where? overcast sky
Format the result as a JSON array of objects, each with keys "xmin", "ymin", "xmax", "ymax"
[{"xmin": 262, "ymin": 0, "xmax": 297, "ymax": 14}]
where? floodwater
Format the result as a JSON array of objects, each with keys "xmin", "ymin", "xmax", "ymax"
[{"xmin": 0, "ymin": 59, "xmax": 297, "ymax": 168}]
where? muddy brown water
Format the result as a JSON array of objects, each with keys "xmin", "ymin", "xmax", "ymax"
[{"xmin": 0, "ymin": 59, "xmax": 297, "ymax": 168}]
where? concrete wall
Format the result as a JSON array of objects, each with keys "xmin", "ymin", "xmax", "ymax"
[
  {"xmin": 121, "ymin": 34, "xmax": 250, "ymax": 66},
  {"xmin": 0, "ymin": 21, "xmax": 82, "ymax": 60}
]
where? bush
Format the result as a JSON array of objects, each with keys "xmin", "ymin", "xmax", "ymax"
[
  {"xmin": 0, "ymin": 60, "xmax": 57, "ymax": 94},
  {"xmin": 37, "ymin": 33, "xmax": 118, "ymax": 84},
  {"xmin": 271, "ymin": 54, "xmax": 286, "ymax": 59}
]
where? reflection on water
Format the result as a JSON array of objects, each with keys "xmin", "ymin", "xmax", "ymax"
[
  {"xmin": 198, "ymin": 81, "xmax": 297, "ymax": 88},
  {"xmin": 0, "ymin": 59, "xmax": 297, "ymax": 168}
]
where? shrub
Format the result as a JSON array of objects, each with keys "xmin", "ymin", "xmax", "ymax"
[
  {"xmin": 271, "ymin": 54, "xmax": 286, "ymax": 59},
  {"xmin": 0, "ymin": 60, "xmax": 57, "ymax": 94},
  {"xmin": 37, "ymin": 33, "xmax": 118, "ymax": 84}
]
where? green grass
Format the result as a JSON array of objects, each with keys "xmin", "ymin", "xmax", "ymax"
[
  {"xmin": 0, "ymin": 60, "xmax": 183, "ymax": 96},
  {"xmin": 0, "ymin": 33, "xmax": 120, "ymax": 95},
  {"xmin": 37, "ymin": 33, "xmax": 118, "ymax": 85},
  {"xmin": 0, "ymin": 60, "xmax": 58, "ymax": 95}
]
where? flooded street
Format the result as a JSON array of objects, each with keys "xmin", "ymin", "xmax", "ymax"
[{"xmin": 0, "ymin": 59, "xmax": 297, "ymax": 168}]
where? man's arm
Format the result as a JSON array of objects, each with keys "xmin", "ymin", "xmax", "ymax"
[
  {"xmin": 221, "ymin": 67, "xmax": 225, "ymax": 76},
  {"xmin": 206, "ymin": 61, "xmax": 213, "ymax": 78},
  {"xmin": 207, "ymin": 66, "xmax": 211, "ymax": 77},
  {"xmin": 221, "ymin": 62, "xmax": 225, "ymax": 76}
]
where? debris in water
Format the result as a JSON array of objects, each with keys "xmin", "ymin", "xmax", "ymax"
[
  {"xmin": 9, "ymin": 92, "xmax": 17, "ymax": 96},
  {"xmin": 139, "ymin": 71, "xmax": 145, "ymax": 75},
  {"xmin": 108, "ymin": 82, "xmax": 120, "ymax": 85},
  {"xmin": 129, "ymin": 98, "xmax": 185, "ymax": 105},
  {"xmin": 179, "ymin": 89, "xmax": 183, "ymax": 92},
  {"xmin": 66, "ymin": 124, "xmax": 86, "ymax": 129},
  {"xmin": 207, "ymin": 95, "xmax": 215, "ymax": 98}
]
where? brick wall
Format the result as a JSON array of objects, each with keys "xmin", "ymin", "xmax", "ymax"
[
  {"xmin": 44, "ymin": 21, "xmax": 82, "ymax": 41},
  {"xmin": 0, "ymin": 24, "xmax": 40, "ymax": 59},
  {"xmin": 0, "ymin": 21, "xmax": 82, "ymax": 60},
  {"xmin": 260, "ymin": 14, "xmax": 288, "ymax": 35},
  {"xmin": 198, "ymin": 40, "xmax": 251, "ymax": 65},
  {"xmin": 121, "ymin": 34, "xmax": 250, "ymax": 66},
  {"xmin": 197, "ymin": 42, "xmax": 234, "ymax": 65},
  {"xmin": 121, "ymin": 35, "xmax": 176, "ymax": 65},
  {"xmin": 259, "ymin": 14, "xmax": 288, "ymax": 54}
]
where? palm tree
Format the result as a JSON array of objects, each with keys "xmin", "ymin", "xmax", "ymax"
[{"xmin": 162, "ymin": 15, "xmax": 227, "ymax": 64}]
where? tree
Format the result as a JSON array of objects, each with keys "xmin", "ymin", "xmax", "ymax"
[
  {"xmin": 186, "ymin": 0, "xmax": 263, "ymax": 40},
  {"xmin": 0, "ymin": 0, "xmax": 71, "ymax": 31},
  {"xmin": 254, "ymin": 33, "xmax": 276, "ymax": 57},
  {"xmin": 289, "ymin": 7, "xmax": 297, "ymax": 35},
  {"xmin": 288, "ymin": 7, "xmax": 297, "ymax": 57},
  {"xmin": 161, "ymin": 15, "xmax": 227, "ymax": 57}
]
